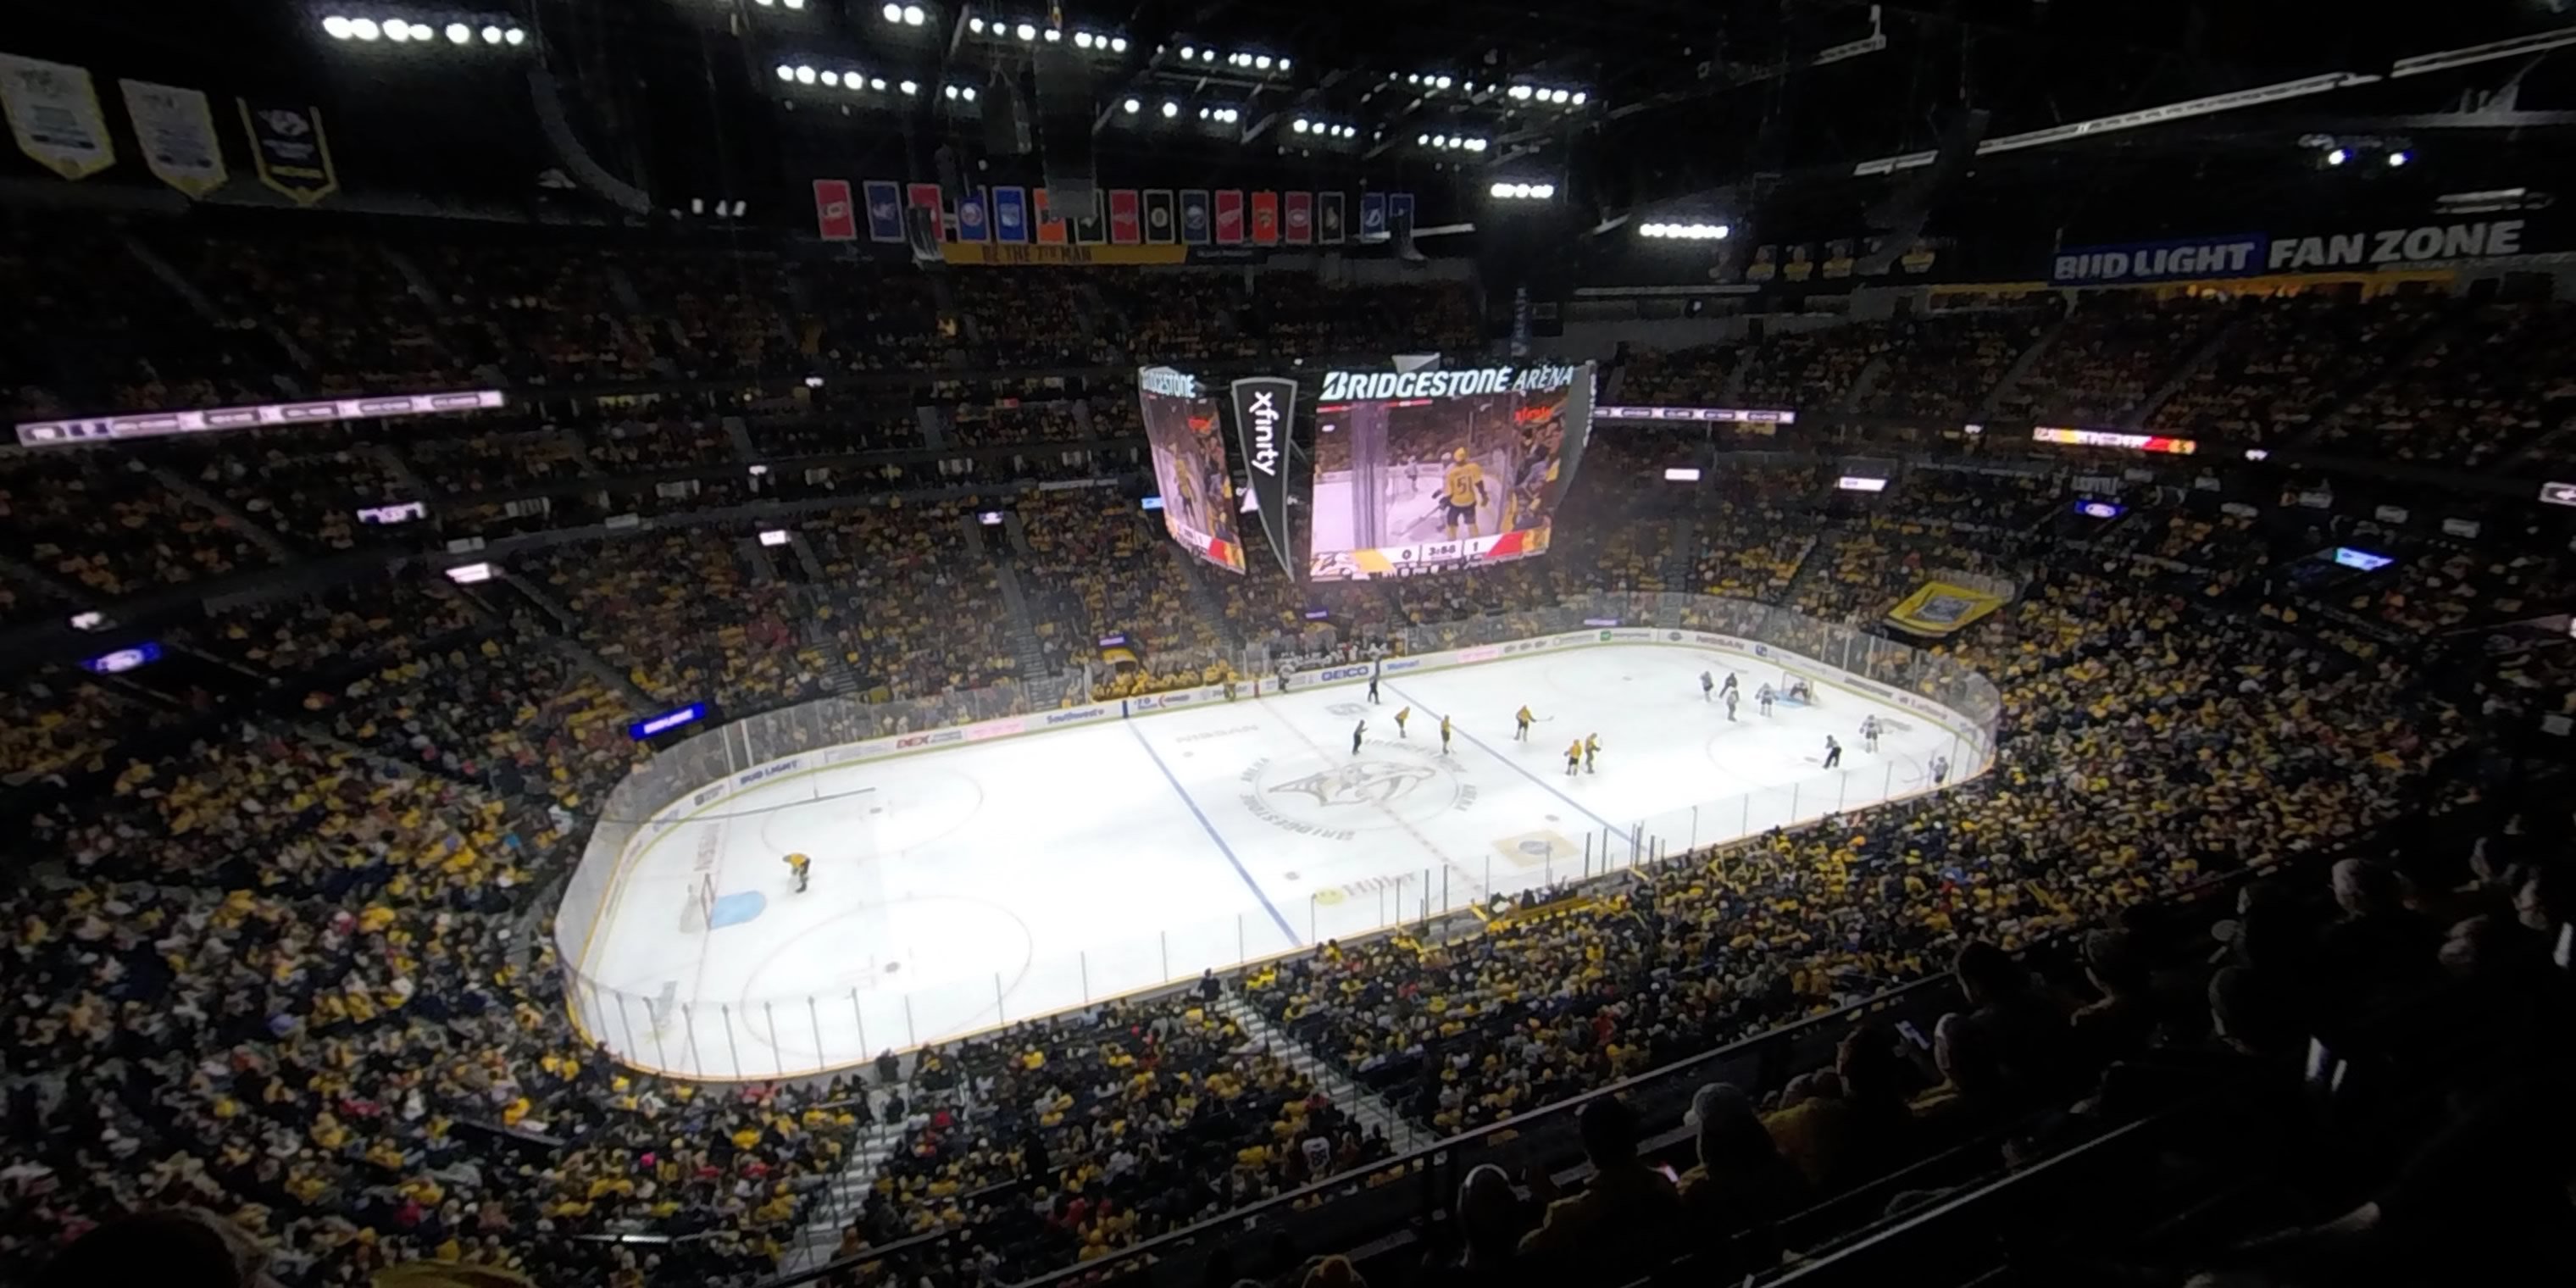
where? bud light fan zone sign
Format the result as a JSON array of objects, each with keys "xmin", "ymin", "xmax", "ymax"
[
  {"xmin": 1136, "ymin": 367, "xmax": 1246, "ymax": 574},
  {"xmin": 1299, "ymin": 363, "xmax": 1596, "ymax": 581},
  {"xmin": 2048, "ymin": 219, "xmax": 2535, "ymax": 286}
]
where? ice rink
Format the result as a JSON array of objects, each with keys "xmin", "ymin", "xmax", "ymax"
[{"xmin": 575, "ymin": 646, "xmax": 1977, "ymax": 1077}]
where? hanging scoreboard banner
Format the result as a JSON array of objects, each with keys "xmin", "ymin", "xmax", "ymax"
[
  {"xmin": 1137, "ymin": 366, "xmax": 1246, "ymax": 574},
  {"xmin": 237, "ymin": 100, "xmax": 337, "ymax": 204},
  {"xmin": 1300, "ymin": 363, "xmax": 1596, "ymax": 581},
  {"xmin": 1230, "ymin": 375, "xmax": 1301, "ymax": 577}
]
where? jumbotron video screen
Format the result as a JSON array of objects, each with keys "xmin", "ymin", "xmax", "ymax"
[
  {"xmin": 1300, "ymin": 363, "xmax": 1595, "ymax": 580},
  {"xmin": 1136, "ymin": 366, "xmax": 1246, "ymax": 574}
]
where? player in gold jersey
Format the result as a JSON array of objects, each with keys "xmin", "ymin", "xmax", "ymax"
[{"xmin": 1441, "ymin": 447, "xmax": 1489, "ymax": 540}]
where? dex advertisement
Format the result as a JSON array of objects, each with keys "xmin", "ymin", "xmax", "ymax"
[
  {"xmin": 1136, "ymin": 367, "xmax": 1246, "ymax": 574},
  {"xmin": 1299, "ymin": 362, "xmax": 1596, "ymax": 581}
]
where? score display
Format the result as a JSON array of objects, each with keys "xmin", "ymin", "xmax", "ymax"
[
  {"xmin": 1297, "ymin": 362, "xmax": 1596, "ymax": 580},
  {"xmin": 1135, "ymin": 367, "xmax": 1246, "ymax": 574}
]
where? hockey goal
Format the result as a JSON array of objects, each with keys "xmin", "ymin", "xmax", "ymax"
[
  {"xmin": 1778, "ymin": 669, "xmax": 1822, "ymax": 707},
  {"xmin": 678, "ymin": 874, "xmax": 719, "ymax": 934}
]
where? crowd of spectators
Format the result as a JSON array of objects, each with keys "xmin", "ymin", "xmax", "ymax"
[
  {"xmin": 1996, "ymin": 293, "xmax": 2232, "ymax": 425},
  {"xmin": 802, "ymin": 503, "xmax": 1020, "ymax": 701},
  {"xmin": 0, "ymin": 450, "xmax": 282, "ymax": 616},
  {"xmin": 2152, "ymin": 291, "xmax": 2445, "ymax": 444},
  {"xmin": 1731, "ymin": 326, "xmax": 1880, "ymax": 411},
  {"xmin": 2315, "ymin": 300, "xmax": 2576, "ymax": 469},
  {"xmin": 1014, "ymin": 491, "xmax": 1232, "ymax": 695},
  {"xmin": 1850, "ymin": 311, "xmax": 2049, "ymax": 423}
]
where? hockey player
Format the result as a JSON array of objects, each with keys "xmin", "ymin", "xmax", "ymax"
[
  {"xmin": 1352, "ymin": 719, "xmax": 1367, "ymax": 754},
  {"xmin": 1756, "ymin": 683, "xmax": 1776, "ymax": 716},
  {"xmin": 1860, "ymin": 714, "xmax": 1882, "ymax": 754},
  {"xmin": 1564, "ymin": 738, "xmax": 1585, "ymax": 777},
  {"xmin": 1395, "ymin": 706, "xmax": 1411, "ymax": 737},
  {"xmin": 1700, "ymin": 670, "xmax": 1714, "ymax": 702},
  {"xmin": 1724, "ymin": 687, "xmax": 1740, "ymax": 722},
  {"xmin": 1721, "ymin": 671, "xmax": 1740, "ymax": 699},
  {"xmin": 1584, "ymin": 733, "xmax": 1601, "ymax": 774},
  {"xmin": 1514, "ymin": 705, "xmax": 1534, "ymax": 741},
  {"xmin": 1441, "ymin": 447, "xmax": 1490, "ymax": 541},
  {"xmin": 1787, "ymin": 676, "xmax": 1813, "ymax": 704},
  {"xmin": 1822, "ymin": 735, "xmax": 1842, "ymax": 769},
  {"xmin": 1367, "ymin": 665, "xmax": 1381, "ymax": 704},
  {"xmin": 785, "ymin": 851, "xmax": 812, "ymax": 893},
  {"xmin": 1223, "ymin": 676, "xmax": 1238, "ymax": 702},
  {"xmin": 1931, "ymin": 754, "xmax": 1951, "ymax": 786},
  {"xmin": 1440, "ymin": 713, "xmax": 1454, "ymax": 754}
]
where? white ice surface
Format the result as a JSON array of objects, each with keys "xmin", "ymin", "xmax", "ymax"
[{"xmin": 577, "ymin": 646, "xmax": 1974, "ymax": 1077}]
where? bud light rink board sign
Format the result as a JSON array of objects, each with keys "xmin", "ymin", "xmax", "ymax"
[
  {"xmin": 1300, "ymin": 362, "xmax": 1596, "ymax": 581},
  {"xmin": 2046, "ymin": 219, "xmax": 2536, "ymax": 286}
]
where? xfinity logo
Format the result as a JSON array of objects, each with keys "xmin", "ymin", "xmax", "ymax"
[
  {"xmin": 1316, "ymin": 364, "xmax": 1583, "ymax": 402},
  {"xmin": 1244, "ymin": 390, "xmax": 1282, "ymax": 477}
]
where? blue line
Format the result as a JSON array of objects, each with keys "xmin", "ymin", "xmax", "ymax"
[
  {"xmin": 1126, "ymin": 723, "xmax": 1300, "ymax": 946},
  {"xmin": 1385, "ymin": 682, "xmax": 1629, "ymax": 840}
]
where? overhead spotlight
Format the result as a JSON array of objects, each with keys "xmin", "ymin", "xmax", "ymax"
[
  {"xmin": 880, "ymin": 3, "xmax": 901, "ymax": 19},
  {"xmin": 2388, "ymin": 149, "xmax": 2411, "ymax": 167},
  {"xmin": 794, "ymin": 64, "xmax": 815, "ymax": 83},
  {"xmin": 1075, "ymin": 31, "xmax": 1093, "ymax": 47},
  {"xmin": 1292, "ymin": 118, "xmax": 1309, "ymax": 133},
  {"xmin": 1570, "ymin": 91, "xmax": 1586, "ymax": 104},
  {"xmin": 943, "ymin": 83, "xmax": 958, "ymax": 98},
  {"xmin": 869, "ymin": 77, "xmax": 886, "ymax": 90},
  {"xmin": 1435, "ymin": 75, "xmax": 1452, "ymax": 89},
  {"xmin": 1465, "ymin": 138, "xmax": 1487, "ymax": 152},
  {"xmin": 1161, "ymin": 99, "xmax": 1179, "ymax": 118},
  {"xmin": 1198, "ymin": 106, "xmax": 1211, "ymax": 119},
  {"xmin": 1490, "ymin": 181, "xmax": 1512, "ymax": 197},
  {"xmin": 350, "ymin": 17, "xmax": 380, "ymax": 40},
  {"xmin": 1179, "ymin": 43, "xmax": 1194, "ymax": 58},
  {"xmin": 1111, "ymin": 36, "xmax": 1128, "ymax": 51},
  {"xmin": 480, "ymin": 23, "xmax": 502, "ymax": 43},
  {"xmin": 899, "ymin": 79, "xmax": 919, "ymax": 94},
  {"xmin": 970, "ymin": 16, "xmax": 985, "ymax": 32},
  {"xmin": 322, "ymin": 15, "xmax": 353, "ymax": 39},
  {"xmin": 785, "ymin": 0, "xmax": 807, "ymax": 8},
  {"xmin": 444, "ymin": 20, "xmax": 469, "ymax": 43},
  {"xmin": 821, "ymin": 69, "xmax": 841, "ymax": 86},
  {"xmin": 902, "ymin": 3, "xmax": 925, "ymax": 23},
  {"xmin": 504, "ymin": 26, "xmax": 524, "ymax": 44},
  {"xmin": 1122, "ymin": 97, "xmax": 1141, "ymax": 114},
  {"xmin": 1277, "ymin": 57, "xmax": 1288, "ymax": 68},
  {"xmin": 1015, "ymin": 22, "xmax": 1035, "ymax": 40},
  {"xmin": 384, "ymin": 18, "xmax": 412, "ymax": 41},
  {"xmin": 2325, "ymin": 147, "xmax": 2348, "ymax": 165},
  {"xmin": 1252, "ymin": 54, "xmax": 1269, "ymax": 69},
  {"xmin": 1043, "ymin": 27, "xmax": 1061, "ymax": 42},
  {"xmin": 1202, "ymin": 47, "xmax": 1218, "ymax": 61},
  {"xmin": 1508, "ymin": 84, "xmax": 1532, "ymax": 100},
  {"xmin": 1640, "ymin": 222, "xmax": 1662, "ymax": 236},
  {"xmin": 1417, "ymin": 132, "xmax": 1430, "ymax": 145}
]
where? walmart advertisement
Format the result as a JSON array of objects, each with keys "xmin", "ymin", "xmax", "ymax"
[
  {"xmin": 1135, "ymin": 366, "xmax": 1245, "ymax": 574},
  {"xmin": 1298, "ymin": 363, "xmax": 1596, "ymax": 581}
]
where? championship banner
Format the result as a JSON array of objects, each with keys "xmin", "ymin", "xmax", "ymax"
[
  {"xmin": 1251, "ymin": 191, "xmax": 1279, "ymax": 244},
  {"xmin": 864, "ymin": 180, "xmax": 905, "ymax": 242},
  {"xmin": 1180, "ymin": 190, "xmax": 1211, "ymax": 244},
  {"xmin": 0, "ymin": 54, "xmax": 114, "ymax": 180},
  {"xmin": 1319, "ymin": 192, "xmax": 1346, "ymax": 244},
  {"xmin": 1746, "ymin": 246, "xmax": 1778, "ymax": 282},
  {"xmin": 1885, "ymin": 581, "xmax": 2007, "ymax": 637},
  {"xmin": 941, "ymin": 242, "xmax": 1187, "ymax": 267},
  {"xmin": 1214, "ymin": 190, "xmax": 1244, "ymax": 243},
  {"xmin": 813, "ymin": 178, "xmax": 857, "ymax": 240},
  {"xmin": 1144, "ymin": 190, "xmax": 1175, "ymax": 244},
  {"xmin": 1784, "ymin": 244, "xmax": 1813, "ymax": 281},
  {"xmin": 1108, "ymin": 189, "xmax": 1141, "ymax": 243},
  {"xmin": 119, "ymin": 80, "xmax": 224, "ymax": 197},
  {"xmin": 1230, "ymin": 375, "xmax": 1299, "ymax": 577},
  {"xmin": 237, "ymin": 100, "xmax": 336, "ymax": 204},
  {"xmin": 1285, "ymin": 192, "xmax": 1313, "ymax": 244}
]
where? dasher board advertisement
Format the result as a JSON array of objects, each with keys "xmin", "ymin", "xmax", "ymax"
[
  {"xmin": 1136, "ymin": 367, "xmax": 1246, "ymax": 573},
  {"xmin": 1301, "ymin": 363, "xmax": 1595, "ymax": 581}
]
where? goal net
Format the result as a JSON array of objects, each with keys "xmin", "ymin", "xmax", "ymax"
[
  {"xmin": 678, "ymin": 874, "xmax": 718, "ymax": 934},
  {"xmin": 1778, "ymin": 669, "xmax": 1822, "ymax": 707}
]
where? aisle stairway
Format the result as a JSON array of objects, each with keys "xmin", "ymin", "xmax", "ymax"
[
  {"xmin": 1976, "ymin": 306, "xmax": 2075, "ymax": 419},
  {"xmin": 1213, "ymin": 991, "xmax": 1428, "ymax": 1154}
]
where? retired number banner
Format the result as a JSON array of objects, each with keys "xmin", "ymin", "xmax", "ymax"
[
  {"xmin": 238, "ymin": 100, "xmax": 338, "ymax": 204},
  {"xmin": 0, "ymin": 53, "xmax": 114, "ymax": 180}
]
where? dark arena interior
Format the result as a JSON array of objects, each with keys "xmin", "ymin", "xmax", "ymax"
[{"xmin": 9, "ymin": 1, "xmax": 2576, "ymax": 1285}]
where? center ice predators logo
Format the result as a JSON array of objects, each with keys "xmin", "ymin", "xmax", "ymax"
[{"xmin": 1270, "ymin": 761, "xmax": 1437, "ymax": 808}]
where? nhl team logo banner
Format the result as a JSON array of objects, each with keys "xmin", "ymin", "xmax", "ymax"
[
  {"xmin": 956, "ymin": 186, "xmax": 991, "ymax": 242},
  {"xmin": 1230, "ymin": 375, "xmax": 1300, "ymax": 576},
  {"xmin": 905, "ymin": 181, "xmax": 947, "ymax": 237},
  {"xmin": 1388, "ymin": 192, "xmax": 1416, "ymax": 236},
  {"xmin": 812, "ymin": 178, "xmax": 858, "ymax": 241},
  {"xmin": 119, "ymin": 79, "xmax": 225, "ymax": 197},
  {"xmin": 1214, "ymin": 190, "xmax": 1244, "ymax": 243},
  {"xmin": 1251, "ymin": 191, "xmax": 1279, "ymax": 244},
  {"xmin": 1072, "ymin": 192, "xmax": 1105, "ymax": 243},
  {"xmin": 1034, "ymin": 188, "xmax": 1069, "ymax": 243},
  {"xmin": 863, "ymin": 180, "xmax": 905, "ymax": 242},
  {"xmin": 1145, "ymin": 190, "xmax": 1175, "ymax": 244},
  {"xmin": 1108, "ymin": 189, "xmax": 1141, "ymax": 243},
  {"xmin": 0, "ymin": 54, "xmax": 114, "ymax": 180},
  {"xmin": 237, "ymin": 100, "xmax": 336, "ymax": 204},
  {"xmin": 1358, "ymin": 192, "xmax": 1386, "ymax": 240},
  {"xmin": 1180, "ymin": 190, "xmax": 1212, "ymax": 245},
  {"xmin": 1319, "ymin": 192, "xmax": 1346, "ymax": 244},
  {"xmin": 1285, "ymin": 192, "xmax": 1313, "ymax": 244},
  {"xmin": 993, "ymin": 186, "xmax": 1029, "ymax": 243}
]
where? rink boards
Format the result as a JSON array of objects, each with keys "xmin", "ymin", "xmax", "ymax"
[{"xmin": 565, "ymin": 626, "xmax": 1993, "ymax": 1079}]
